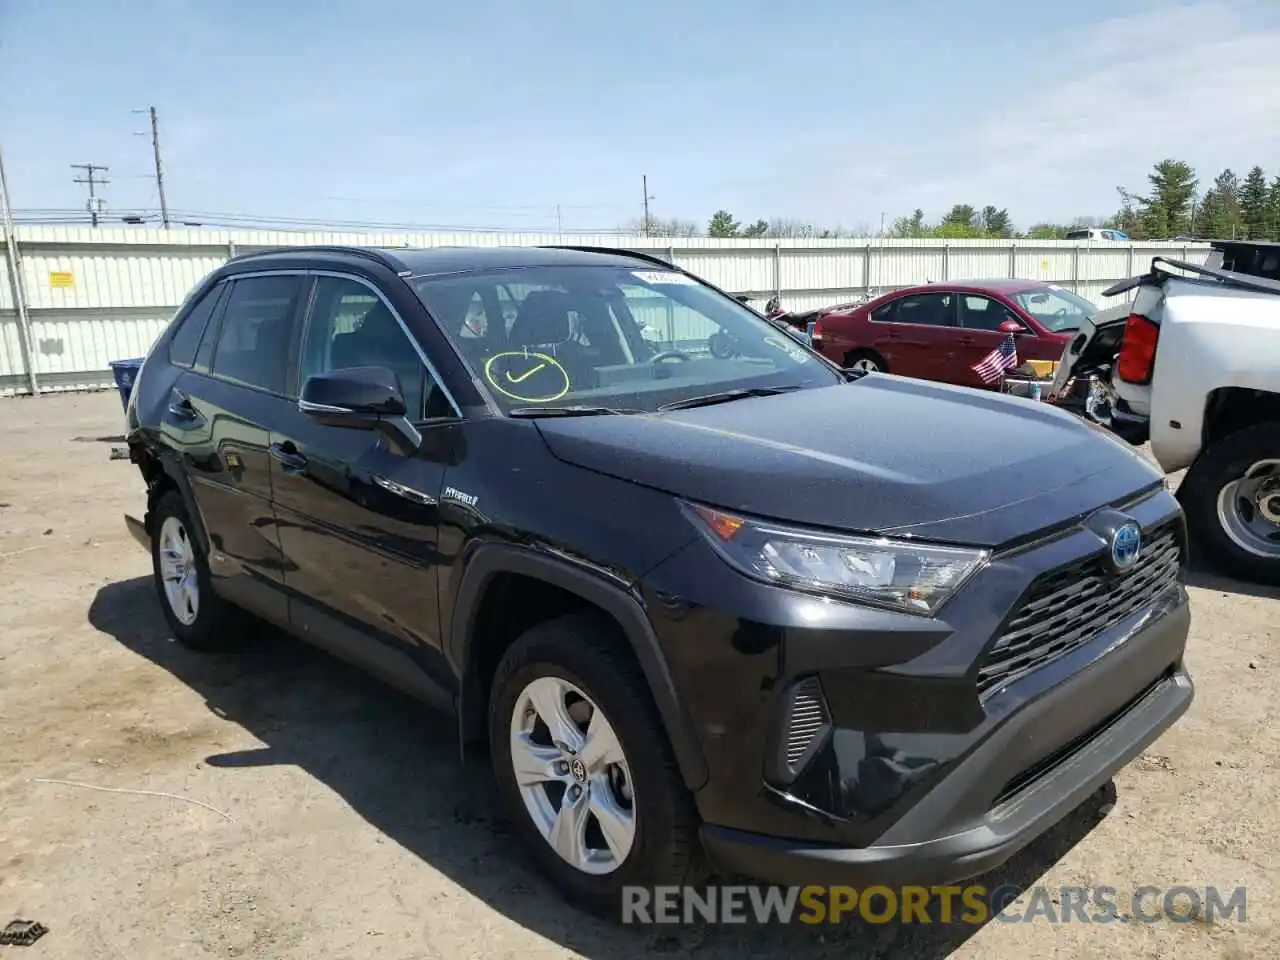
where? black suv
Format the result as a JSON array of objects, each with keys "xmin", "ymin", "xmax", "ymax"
[{"xmin": 122, "ymin": 244, "xmax": 1193, "ymax": 917}]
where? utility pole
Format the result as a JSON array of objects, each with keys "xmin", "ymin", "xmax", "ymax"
[
  {"xmin": 642, "ymin": 175, "xmax": 654, "ymax": 236},
  {"xmin": 1, "ymin": 145, "xmax": 39, "ymax": 393},
  {"xmin": 71, "ymin": 163, "xmax": 109, "ymax": 226},
  {"xmin": 134, "ymin": 106, "xmax": 169, "ymax": 228}
]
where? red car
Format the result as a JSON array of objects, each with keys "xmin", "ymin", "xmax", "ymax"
[{"xmin": 811, "ymin": 279, "xmax": 1096, "ymax": 390}]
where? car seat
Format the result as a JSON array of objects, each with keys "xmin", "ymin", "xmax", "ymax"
[{"xmin": 507, "ymin": 291, "xmax": 591, "ymax": 385}]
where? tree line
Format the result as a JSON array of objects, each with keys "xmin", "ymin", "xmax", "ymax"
[{"xmin": 628, "ymin": 160, "xmax": 1280, "ymax": 241}]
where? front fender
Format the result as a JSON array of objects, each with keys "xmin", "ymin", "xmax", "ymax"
[{"xmin": 449, "ymin": 542, "xmax": 709, "ymax": 792}]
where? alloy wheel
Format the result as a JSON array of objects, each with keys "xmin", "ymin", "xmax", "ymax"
[
  {"xmin": 508, "ymin": 675, "xmax": 636, "ymax": 875},
  {"xmin": 157, "ymin": 515, "xmax": 200, "ymax": 626}
]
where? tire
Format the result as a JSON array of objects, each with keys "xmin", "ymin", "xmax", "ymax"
[
  {"xmin": 149, "ymin": 490, "xmax": 240, "ymax": 649},
  {"xmin": 845, "ymin": 349, "xmax": 886, "ymax": 375},
  {"xmin": 488, "ymin": 612, "xmax": 705, "ymax": 919},
  {"xmin": 1178, "ymin": 422, "xmax": 1280, "ymax": 586}
]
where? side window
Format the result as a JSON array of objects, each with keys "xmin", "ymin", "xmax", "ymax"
[
  {"xmin": 961, "ymin": 295, "xmax": 1022, "ymax": 332},
  {"xmin": 168, "ymin": 282, "xmax": 225, "ymax": 368},
  {"xmin": 299, "ymin": 275, "xmax": 448, "ymax": 421},
  {"xmin": 495, "ymin": 285, "xmax": 518, "ymax": 329},
  {"xmin": 869, "ymin": 301, "xmax": 897, "ymax": 323},
  {"xmin": 892, "ymin": 292, "xmax": 955, "ymax": 327},
  {"xmin": 459, "ymin": 292, "xmax": 488, "ymax": 339},
  {"xmin": 865, "ymin": 302, "xmax": 896, "ymax": 325},
  {"xmin": 616, "ymin": 283, "xmax": 709, "ymax": 350},
  {"xmin": 210, "ymin": 275, "xmax": 302, "ymax": 394}
]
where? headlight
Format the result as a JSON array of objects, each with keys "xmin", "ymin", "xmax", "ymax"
[{"xmin": 682, "ymin": 502, "xmax": 989, "ymax": 616}]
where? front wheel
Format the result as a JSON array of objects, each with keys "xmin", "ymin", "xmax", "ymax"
[
  {"xmin": 488, "ymin": 613, "xmax": 704, "ymax": 918},
  {"xmin": 1179, "ymin": 422, "xmax": 1280, "ymax": 585}
]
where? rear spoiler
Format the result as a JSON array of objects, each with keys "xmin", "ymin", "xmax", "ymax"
[{"xmin": 1101, "ymin": 256, "xmax": 1280, "ymax": 298}]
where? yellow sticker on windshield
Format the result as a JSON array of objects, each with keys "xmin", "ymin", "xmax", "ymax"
[{"xmin": 483, "ymin": 351, "xmax": 571, "ymax": 403}]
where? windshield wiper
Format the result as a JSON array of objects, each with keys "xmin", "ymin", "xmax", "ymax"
[
  {"xmin": 657, "ymin": 385, "xmax": 800, "ymax": 411},
  {"xmin": 508, "ymin": 405, "xmax": 640, "ymax": 418}
]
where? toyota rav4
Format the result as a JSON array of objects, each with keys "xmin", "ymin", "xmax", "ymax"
[{"xmin": 120, "ymin": 244, "xmax": 1193, "ymax": 918}]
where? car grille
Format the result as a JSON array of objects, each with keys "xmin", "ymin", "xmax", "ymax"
[{"xmin": 977, "ymin": 522, "xmax": 1182, "ymax": 697}]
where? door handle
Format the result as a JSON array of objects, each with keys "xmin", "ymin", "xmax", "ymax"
[
  {"xmin": 957, "ymin": 336, "xmax": 975, "ymax": 345},
  {"xmin": 269, "ymin": 442, "xmax": 309, "ymax": 473}
]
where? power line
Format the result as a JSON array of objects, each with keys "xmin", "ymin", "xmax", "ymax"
[
  {"xmin": 70, "ymin": 163, "xmax": 109, "ymax": 226},
  {"xmin": 7, "ymin": 205, "xmax": 637, "ymax": 234}
]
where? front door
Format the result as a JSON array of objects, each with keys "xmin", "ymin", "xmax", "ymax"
[
  {"xmin": 173, "ymin": 272, "xmax": 307, "ymax": 626},
  {"xmin": 269, "ymin": 272, "xmax": 459, "ymax": 704},
  {"xmin": 870, "ymin": 291, "xmax": 960, "ymax": 381},
  {"xmin": 955, "ymin": 294, "xmax": 1029, "ymax": 389}
]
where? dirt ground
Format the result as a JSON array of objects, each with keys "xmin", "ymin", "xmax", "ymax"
[{"xmin": 1, "ymin": 391, "xmax": 1277, "ymax": 959}]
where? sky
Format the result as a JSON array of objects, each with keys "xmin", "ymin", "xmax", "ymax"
[{"xmin": 2, "ymin": 0, "xmax": 1280, "ymax": 234}]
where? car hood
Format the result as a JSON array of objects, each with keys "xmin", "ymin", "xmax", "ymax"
[{"xmin": 533, "ymin": 376, "xmax": 1163, "ymax": 547}]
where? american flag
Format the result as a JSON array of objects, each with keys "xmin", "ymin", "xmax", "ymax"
[{"xmin": 973, "ymin": 332, "xmax": 1019, "ymax": 384}]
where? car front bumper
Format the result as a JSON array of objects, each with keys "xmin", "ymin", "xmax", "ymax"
[
  {"xmin": 699, "ymin": 600, "xmax": 1191, "ymax": 886},
  {"xmin": 641, "ymin": 486, "xmax": 1192, "ymax": 887}
]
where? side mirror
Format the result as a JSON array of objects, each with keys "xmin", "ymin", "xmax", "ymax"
[
  {"xmin": 299, "ymin": 365, "xmax": 422, "ymax": 455},
  {"xmin": 999, "ymin": 319, "xmax": 1026, "ymax": 335}
]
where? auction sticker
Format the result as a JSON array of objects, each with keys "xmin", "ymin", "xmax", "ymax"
[
  {"xmin": 632, "ymin": 270, "xmax": 697, "ymax": 286},
  {"xmin": 483, "ymin": 351, "xmax": 571, "ymax": 403}
]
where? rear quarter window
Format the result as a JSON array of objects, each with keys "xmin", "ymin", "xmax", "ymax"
[
  {"xmin": 869, "ymin": 301, "xmax": 896, "ymax": 323},
  {"xmin": 168, "ymin": 282, "xmax": 225, "ymax": 368}
]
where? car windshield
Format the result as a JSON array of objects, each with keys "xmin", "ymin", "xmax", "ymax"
[
  {"xmin": 1010, "ymin": 285, "xmax": 1096, "ymax": 333},
  {"xmin": 409, "ymin": 263, "xmax": 841, "ymax": 414}
]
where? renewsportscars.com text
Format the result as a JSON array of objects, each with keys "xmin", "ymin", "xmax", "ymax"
[{"xmin": 622, "ymin": 884, "xmax": 1248, "ymax": 925}]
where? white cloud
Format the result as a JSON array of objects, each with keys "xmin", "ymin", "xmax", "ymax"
[{"xmin": 802, "ymin": 0, "xmax": 1280, "ymax": 226}]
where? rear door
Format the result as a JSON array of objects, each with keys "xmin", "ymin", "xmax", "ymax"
[
  {"xmin": 868, "ymin": 291, "xmax": 959, "ymax": 381},
  {"xmin": 172, "ymin": 271, "xmax": 307, "ymax": 625},
  {"xmin": 268, "ymin": 271, "xmax": 460, "ymax": 705}
]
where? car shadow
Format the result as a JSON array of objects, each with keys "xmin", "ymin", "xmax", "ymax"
[
  {"xmin": 89, "ymin": 577, "xmax": 1115, "ymax": 958},
  {"xmin": 1184, "ymin": 557, "xmax": 1280, "ymax": 600}
]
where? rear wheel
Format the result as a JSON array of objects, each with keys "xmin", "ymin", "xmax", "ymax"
[
  {"xmin": 488, "ymin": 613, "xmax": 705, "ymax": 918},
  {"xmin": 1179, "ymin": 422, "xmax": 1280, "ymax": 585},
  {"xmin": 149, "ymin": 490, "xmax": 240, "ymax": 649},
  {"xmin": 844, "ymin": 349, "xmax": 886, "ymax": 375}
]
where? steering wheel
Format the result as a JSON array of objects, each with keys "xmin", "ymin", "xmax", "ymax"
[{"xmin": 649, "ymin": 350, "xmax": 692, "ymax": 364}]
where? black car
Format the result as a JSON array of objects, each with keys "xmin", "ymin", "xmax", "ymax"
[{"xmin": 121, "ymin": 244, "xmax": 1193, "ymax": 917}]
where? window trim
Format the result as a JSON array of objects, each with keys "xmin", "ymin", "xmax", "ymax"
[
  {"xmin": 203, "ymin": 269, "xmax": 309, "ymax": 398},
  {"xmin": 304, "ymin": 270, "xmax": 462, "ymax": 420}
]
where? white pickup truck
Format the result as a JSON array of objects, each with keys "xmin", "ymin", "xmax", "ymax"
[{"xmin": 1050, "ymin": 240, "xmax": 1280, "ymax": 585}]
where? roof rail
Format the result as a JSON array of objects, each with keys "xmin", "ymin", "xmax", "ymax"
[
  {"xmin": 226, "ymin": 245, "xmax": 404, "ymax": 270},
  {"xmin": 537, "ymin": 244, "xmax": 677, "ymax": 269}
]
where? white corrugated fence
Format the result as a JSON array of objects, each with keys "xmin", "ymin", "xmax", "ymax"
[{"xmin": 0, "ymin": 225, "xmax": 1211, "ymax": 396}]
